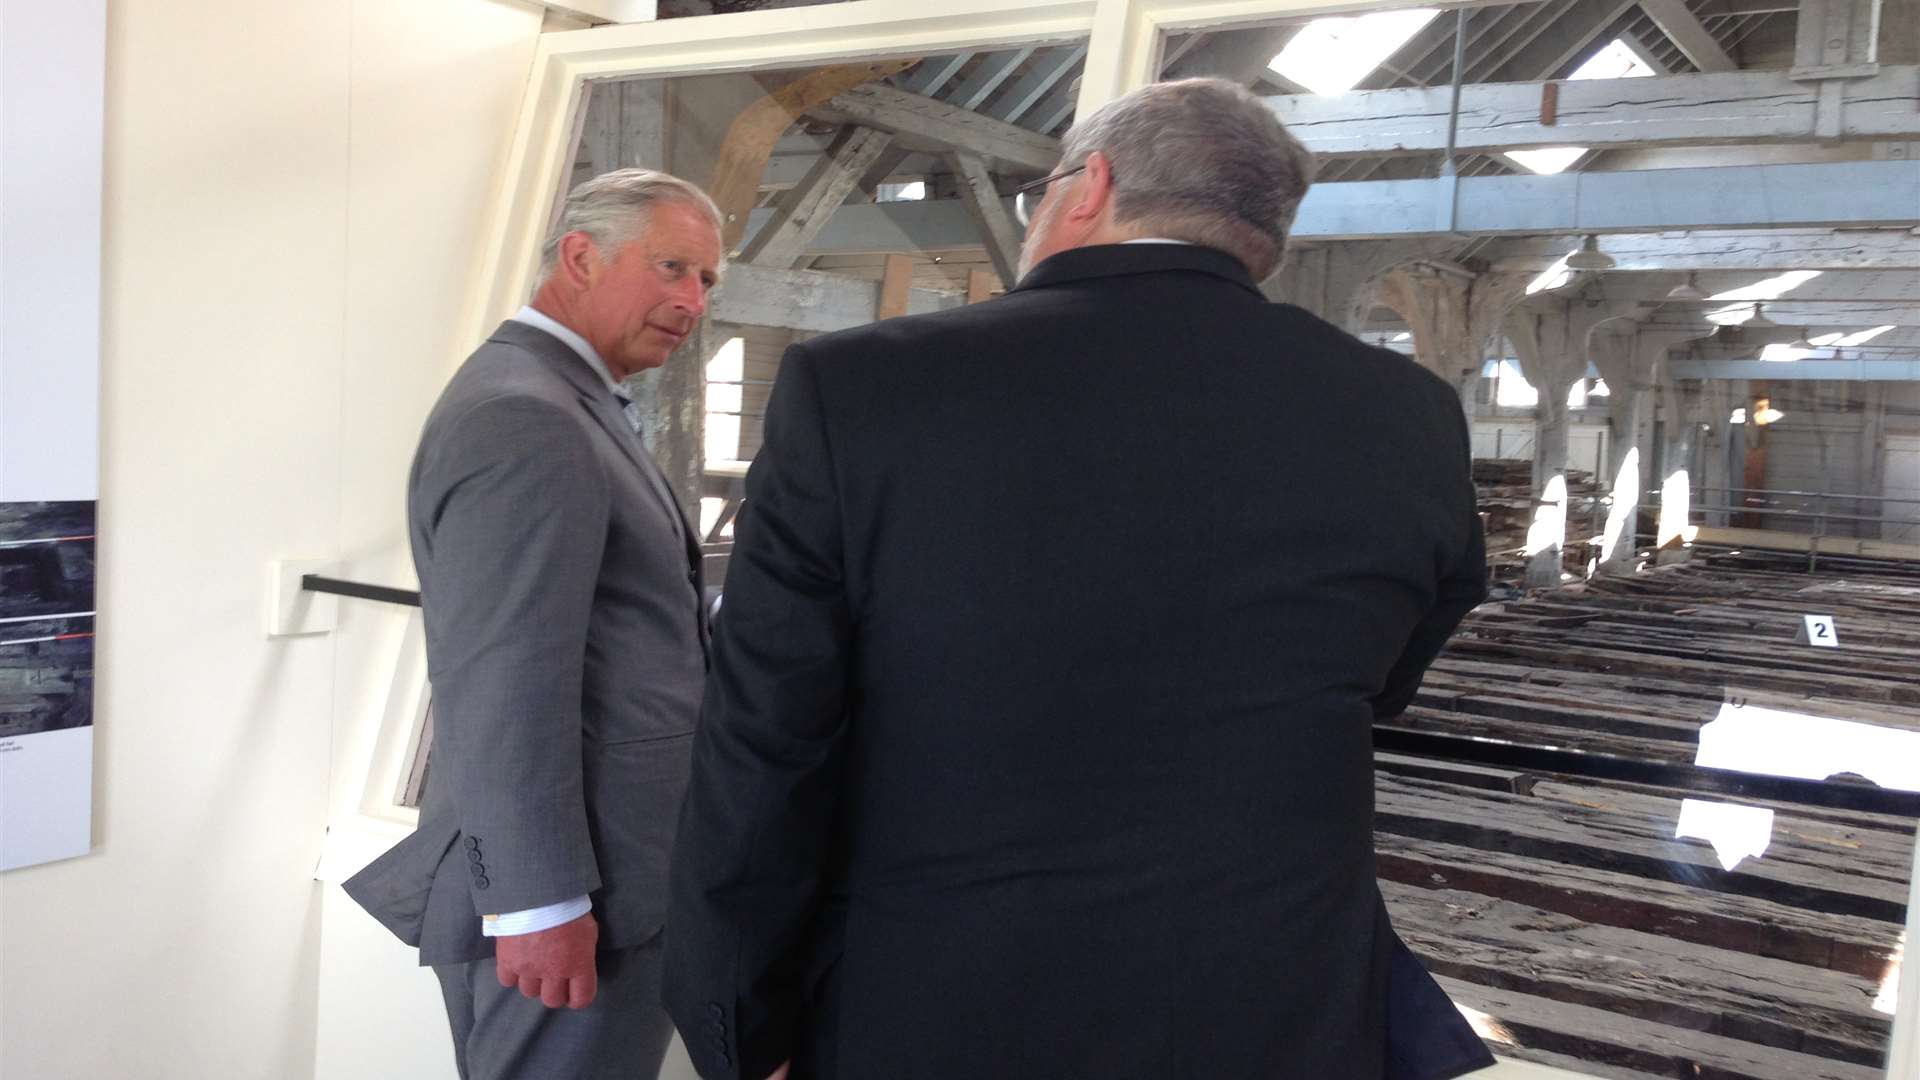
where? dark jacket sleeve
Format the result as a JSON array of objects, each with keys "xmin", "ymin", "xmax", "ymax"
[
  {"xmin": 664, "ymin": 344, "xmax": 852, "ymax": 1080},
  {"xmin": 1372, "ymin": 383, "xmax": 1488, "ymax": 720},
  {"xmin": 412, "ymin": 395, "xmax": 608, "ymax": 915}
]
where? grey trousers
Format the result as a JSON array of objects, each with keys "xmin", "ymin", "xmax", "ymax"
[{"xmin": 434, "ymin": 935, "xmax": 676, "ymax": 1080}]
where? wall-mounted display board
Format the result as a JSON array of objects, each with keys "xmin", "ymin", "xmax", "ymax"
[{"xmin": 0, "ymin": 0, "xmax": 105, "ymax": 871}]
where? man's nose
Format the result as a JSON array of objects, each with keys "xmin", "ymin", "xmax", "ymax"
[{"xmin": 673, "ymin": 276, "xmax": 709, "ymax": 320}]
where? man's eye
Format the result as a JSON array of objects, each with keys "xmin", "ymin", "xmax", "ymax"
[{"xmin": 660, "ymin": 261, "xmax": 684, "ymax": 276}]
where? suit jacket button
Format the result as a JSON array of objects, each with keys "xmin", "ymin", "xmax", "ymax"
[
  {"xmin": 708, "ymin": 1003, "xmax": 724, "ymax": 1018},
  {"xmin": 469, "ymin": 862, "xmax": 486, "ymax": 877},
  {"xmin": 466, "ymin": 837, "xmax": 481, "ymax": 851},
  {"xmin": 467, "ymin": 849, "xmax": 483, "ymax": 863},
  {"xmin": 473, "ymin": 875, "xmax": 491, "ymax": 890}
]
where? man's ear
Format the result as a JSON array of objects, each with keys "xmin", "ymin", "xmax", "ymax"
[
  {"xmin": 555, "ymin": 231, "xmax": 603, "ymax": 290},
  {"xmin": 1065, "ymin": 151, "xmax": 1116, "ymax": 225}
]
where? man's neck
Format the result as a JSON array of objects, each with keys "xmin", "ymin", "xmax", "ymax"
[{"xmin": 513, "ymin": 299, "xmax": 624, "ymax": 394}]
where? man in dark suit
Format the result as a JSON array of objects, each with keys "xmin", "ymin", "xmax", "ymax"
[
  {"xmin": 664, "ymin": 79, "xmax": 1492, "ymax": 1080},
  {"xmin": 346, "ymin": 169, "xmax": 721, "ymax": 1079}
]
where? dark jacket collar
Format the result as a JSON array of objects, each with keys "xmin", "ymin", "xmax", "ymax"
[{"xmin": 1010, "ymin": 243, "xmax": 1264, "ymax": 299}]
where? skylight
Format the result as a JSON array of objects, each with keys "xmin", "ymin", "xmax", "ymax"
[
  {"xmin": 1493, "ymin": 359, "xmax": 1538, "ymax": 407},
  {"xmin": 1704, "ymin": 271, "xmax": 1824, "ymax": 324},
  {"xmin": 1759, "ymin": 325, "xmax": 1896, "ymax": 361},
  {"xmin": 1827, "ymin": 325, "xmax": 1896, "ymax": 347},
  {"xmin": 1270, "ymin": 9, "xmax": 1440, "ymax": 95},
  {"xmin": 1526, "ymin": 254, "xmax": 1573, "ymax": 295},
  {"xmin": 1506, "ymin": 39, "xmax": 1656, "ymax": 175}
]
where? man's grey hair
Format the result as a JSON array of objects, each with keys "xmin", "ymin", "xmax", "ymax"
[
  {"xmin": 538, "ymin": 168, "xmax": 725, "ymax": 279},
  {"xmin": 1058, "ymin": 78, "xmax": 1316, "ymax": 281}
]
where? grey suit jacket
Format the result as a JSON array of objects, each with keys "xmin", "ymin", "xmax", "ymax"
[{"xmin": 346, "ymin": 320, "xmax": 707, "ymax": 967}]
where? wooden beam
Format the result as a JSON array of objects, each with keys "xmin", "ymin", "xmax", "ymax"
[
  {"xmin": 1437, "ymin": 974, "xmax": 1885, "ymax": 1079},
  {"xmin": 1389, "ymin": 882, "xmax": 1891, "ymax": 1065},
  {"xmin": 877, "ymin": 254, "xmax": 915, "ymax": 320},
  {"xmin": 761, "ymin": 149, "xmax": 939, "ymax": 192},
  {"xmin": 945, "ymin": 151, "xmax": 1024, "ymax": 287},
  {"xmin": 1023, "ymin": 81, "xmax": 1080, "ymax": 135},
  {"xmin": 1689, "ymin": 525, "xmax": 1920, "ymax": 560},
  {"xmin": 1292, "ymin": 160, "xmax": 1920, "ymax": 238},
  {"xmin": 1265, "ymin": 65, "xmax": 1920, "ymax": 158},
  {"xmin": 984, "ymin": 45, "xmax": 1087, "ymax": 124},
  {"xmin": 967, "ymin": 269, "xmax": 996, "ymax": 304},
  {"xmin": 1637, "ymin": 0, "xmax": 1739, "ymax": 71},
  {"xmin": 1484, "ymin": 230, "xmax": 1920, "ymax": 272},
  {"xmin": 746, "ymin": 161, "xmax": 1920, "ymax": 249},
  {"xmin": 899, "ymin": 53, "xmax": 971, "ymax": 97},
  {"xmin": 852, "ymin": 146, "xmax": 914, "ymax": 202},
  {"xmin": 706, "ymin": 61, "xmax": 913, "ymax": 251},
  {"xmin": 1795, "ymin": 0, "xmax": 1881, "ymax": 70},
  {"xmin": 576, "ymin": 79, "xmax": 667, "ymax": 178},
  {"xmin": 742, "ymin": 126, "xmax": 895, "ymax": 268},
  {"xmin": 811, "ymin": 83, "xmax": 1060, "ymax": 173},
  {"xmin": 945, "ymin": 47, "xmax": 1033, "ymax": 110},
  {"xmin": 711, "ymin": 264, "xmax": 961, "ymax": 335}
]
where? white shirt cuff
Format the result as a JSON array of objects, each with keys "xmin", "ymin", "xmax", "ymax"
[{"xmin": 481, "ymin": 895, "xmax": 591, "ymax": 937}]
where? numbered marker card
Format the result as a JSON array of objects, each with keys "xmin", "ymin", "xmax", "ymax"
[{"xmin": 1796, "ymin": 614, "xmax": 1839, "ymax": 648}]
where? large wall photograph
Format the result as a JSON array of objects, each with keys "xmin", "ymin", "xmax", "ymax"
[{"xmin": 1, "ymin": 1, "xmax": 104, "ymax": 870}]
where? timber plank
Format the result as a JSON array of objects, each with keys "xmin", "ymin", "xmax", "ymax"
[
  {"xmin": 1385, "ymin": 882, "xmax": 1889, "ymax": 1064},
  {"xmin": 1375, "ymin": 774, "xmax": 1911, "ymax": 920},
  {"xmin": 1374, "ymin": 833, "xmax": 1901, "ymax": 978},
  {"xmin": 1433, "ymin": 975, "xmax": 1886, "ymax": 1080}
]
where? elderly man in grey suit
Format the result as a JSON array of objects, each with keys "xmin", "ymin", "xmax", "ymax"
[{"xmin": 345, "ymin": 169, "xmax": 723, "ymax": 1079}]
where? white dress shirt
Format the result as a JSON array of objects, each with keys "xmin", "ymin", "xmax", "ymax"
[{"xmin": 513, "ymin": 304, "xmax": 623, "ymax": 395}]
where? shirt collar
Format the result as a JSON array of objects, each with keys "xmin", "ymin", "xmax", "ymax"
[{"xmin": 511, "ymin": 305, "xmax": 626, "ymax": 398}]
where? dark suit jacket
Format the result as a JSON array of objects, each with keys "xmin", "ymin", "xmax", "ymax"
[
  {"xmin": 345, "ymin": 320, "xmax": 707, "ymax": 966},
  {"xmin": 664, "ymin": 245, "xmax": 1491, "ymax": 1079}
]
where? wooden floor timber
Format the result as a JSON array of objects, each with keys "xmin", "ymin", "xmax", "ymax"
[{"xmin": 1378, "ymin": 553, "xmax": 1917, "ymax": 1077}]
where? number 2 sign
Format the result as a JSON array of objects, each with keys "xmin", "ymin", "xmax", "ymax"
[{"xmin": 1797, "ymin": 615, "xmax": 1839, "ymax": 648}]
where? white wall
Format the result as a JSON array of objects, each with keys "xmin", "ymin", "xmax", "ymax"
[{"xmin": 0, "ymin": 2, "xmax": 544, "ymax": 1077}]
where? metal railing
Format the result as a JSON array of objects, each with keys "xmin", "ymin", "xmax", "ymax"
[{"xmin": 1690, "ymin": 485, "xmax": 1920, "ymax": 565}]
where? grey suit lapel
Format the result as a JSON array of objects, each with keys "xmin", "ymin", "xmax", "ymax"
[
  {"xmin": 488, "ymin": 321, "xmax": 699, "ymax": 551},
  {"xmin": 587, "ymin": 390, "xmax": 699, "ymax": 548}
]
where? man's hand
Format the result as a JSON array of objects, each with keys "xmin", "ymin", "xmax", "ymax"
[{"xmin": 495, "ymin": 912, "xmax": 599, "ymax": 1009}]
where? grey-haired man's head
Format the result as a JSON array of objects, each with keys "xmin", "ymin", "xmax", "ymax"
[
  {"xmin": 1016, "ymin": 78, "xmax": 1316, "ymax": 281},
  {"xmin": 531, "ymin": 169, "xmax": 726, "ymax": 379}
]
